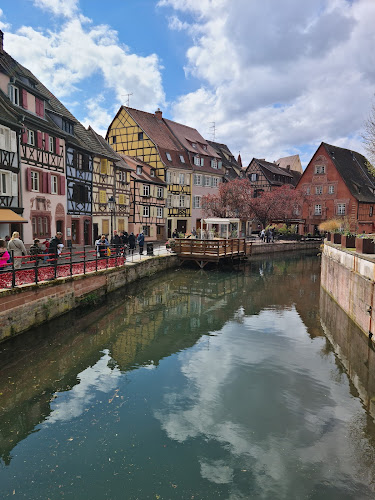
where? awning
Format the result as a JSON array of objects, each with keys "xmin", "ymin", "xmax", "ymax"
[
  {"xmin": 202, "ymin": 218, "xmax": 240, "ymax": 225},
  {"xmin": 0, "ymin": 209, "xmax": 28, "ymax": 223}
]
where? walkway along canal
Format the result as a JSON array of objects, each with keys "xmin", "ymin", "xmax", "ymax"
[{"xmin": 1, "ymin": 252, "xmax": 375, "ymax": 498}]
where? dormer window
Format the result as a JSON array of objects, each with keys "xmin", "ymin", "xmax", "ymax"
[
  {"xmin": 211, "ymin": 159, "xmax": 218, "ymax": 169},
  {"xmin": 62, "ymin": 119, "xmax": 74, "ymax": 135},
  {"xmin": 166, "ymin": 152, "xmax": 172, "ymax": 161},
  {"xmin": 203, "ymin": 145, "xmax": 207, "ymax": 151},
  {"xmin": 150, "ymin": 170, "xmax": 155, "ymax": 177},
  {"xmin": 194, "ymin": 156, "xmax": 200, "ymax": 166},
  {"xmin": 179, "ymin": 155, "xmax": 185, "ymax": 163},
  {"xmin": 192, "ymin": 142, "xmax": 197, "ymax": 149},
  {"xmin": 138, "ymin": 132, "xmax": 143, "ymax": 141},
  {"xmin": 136, "ymin": 166, "xmax": 142, "ymax": 175},
  {"xmin": 315, "ymin": 165, "xmax": 325, "ymax": 174},
  {"xmin": 35, "ymin": 98, "xmax": 44, "ymax": 118},
  {"xmin": 9, "ymin": 85, "xmax": 19, "ymax": 106}
]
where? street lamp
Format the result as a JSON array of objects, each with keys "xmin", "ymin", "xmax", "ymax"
[{"xmin": 108, "ymin": 195, "xmax": 116, "ymax": 238}]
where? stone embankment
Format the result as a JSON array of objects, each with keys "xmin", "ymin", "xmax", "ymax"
[{"xmin": 0, "ymin": 240, "xmax": 320, "ymax": 342}]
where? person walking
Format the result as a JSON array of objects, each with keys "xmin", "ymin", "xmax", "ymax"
[
  {"xmin": 260, "ymin": 229, "xmax": 265, "ymax": 242},
  {"xmin": 7, "ymin": 231, "xmax": 27, "ymax": 269},
  {"xmin": 128, "ymin": 232, "xmax": 136, "ymax": 255},
  {"xmin": 30, "ymin": 239, "xmax": 43, "ymax": 263},
  {"xmin": 137, "ymin": 232, "xmax": 145, "ymax": 255},
  {"xmin": 48, "ymin": 232, "xmax": 63, "ymax": 259},
  {"xmin": 0, "ymin": 239, "xmax": 10, "ymax": 272},
  {"xmin": 111, "ymin": 230, "xmax": 122, "ymax": 255}
]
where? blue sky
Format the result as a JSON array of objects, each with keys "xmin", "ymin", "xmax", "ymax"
[{"xmin": 0, "ymin": 0, "xmax": 374, "ymax": 167}]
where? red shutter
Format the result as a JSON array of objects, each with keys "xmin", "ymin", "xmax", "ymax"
[
  {"xmin": 22, "ymin": 89, "xmax": 28, "ymax": 110},
  {"xmin": 59, "ymin": 175, "xmax": 66, "ymax": 196},
  {"xmin": 55, "ymin": 137, "xmax": 60, "ymax": 155},
  {"xmin": 26, "ymin": 168, "xmax": 32, "ymax": 191},
  {"xmin": 42, "ymin": 172, "xmax": 48, "ymax": 193},
  {"xmin": 44, "ymin": 133, "xmax": 49, "ymax": 151},
  {"xmin": 35, "ymin": 98, "xmax": 40, "ymax": 116},
  {"xmin": 37, "ymin": 131, "xmax": 43, "ymax": 149},
  {"xmin": 22, "ymin": 128, "xmax": 28, "ymax": 144},
  {"xmin": 47, "ymin": 172, "xmax": 51, "ymax": 194}
]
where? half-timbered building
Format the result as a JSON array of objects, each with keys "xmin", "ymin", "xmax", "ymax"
[
  {"xmin": 119, "ymin": 154, "xmax": 167, "ymax": 240},
  {"xmin": 207, "ymin": 141, "xmax": 243, "ymax": 181},
  {"xmin": 296, "ymin": 143, "xmax": 375, "ymax": 235},
  {"xmin": 89, "ymin": 128, "xmax": 131, "ymax": 240},
  {"xmin": 106, "ymin": 107, "xmax": 192, "ymax": 237},
  {"xmin": 246, "ymin": 158, "xmax": 301, "ymax": 197}
]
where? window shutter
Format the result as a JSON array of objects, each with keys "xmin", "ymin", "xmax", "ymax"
[
  {"xmin": 200, "ymin": 158, "xmax": 204, "ymax": 166},
  {"xmin": 55, "ymin": 137, "xmax": 60, "ymax": 155},
  {"xmin": 0, "ymin": 127, "xmax": 5, "ymax": 150},
  {"xmin": 11, "ymin": 173, "xmax": 18, "ymax": 196},
  {"xmin": 37, "ymin": 131, "xmax": 43, "ymax": 149},
  {"xmin": 185, "ymin": 196, "xmax": 190, "ymax": 208},
  {"xmin": 41, "ymin": 172, "xmax": 48, "ymax": 193},
  {"xmin": 173, "ymin": 195, "xmax": 179, "ymax": 207},
  {"xmin": 22, "ymin": 89, "xmax": 28, "ymax": 110},
  {"xmin": 47, "ymin": 172, "xmax": 51, "ymax": 194},
  {"xmin": 26, "ymin": 167, "xmax": 32, "ymax": 191},
  {"xmin": 100, "ymin": 159, "xmax": 107, "ymax": 174},
  {"xmin": 59, "ymin": 175, "xmax": 66, "ymax": 196},
  {"xmin": 73, "ymin": 151, "xmax": 78, "ymax": 168},
  {"xmin": 10, "ymin": 131, "xmax": 17, "ymax": 153},
  {"xmin": 22, "ymin": 128, "xmax": 28, "ymax": 144},
  {"xmin": 44, "ymin": 133, "xmax": 49, "ymax": 151}
]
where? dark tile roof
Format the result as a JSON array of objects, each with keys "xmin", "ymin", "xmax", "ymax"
[
  {"xmin": 88, "ymin": 127, "xmax": 123, "ymax": 161},
  {"xmin": 117, "ymin": 153, "xmax": 165, "ymax": 185},
  {"xmin": 164, "ymin": 118, "xmax": 220, "ymax": 159},
  {"xmin": 207, "ymin": 140, "xmax": 241, "ymax": 179},
  {"xmin": 0, "ymin": 99, "xmax": 21, "ymax": 129},
  {"xmin": 322, "ymin": 142, "xmax": 375, "ymax": 203}
]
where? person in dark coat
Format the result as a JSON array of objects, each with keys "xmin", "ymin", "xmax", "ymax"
[
  {"xmin": 111, "ymin": 231, "xmax": 122, "ymax": 255},
  {"xmin": 48, "ymin": 232, "xmax": 63, "ymax": 258},
  {"xmin": 128, "ymin": 232, "xmax": 136, "ymax": 255},
  {"xmin": 137, "ymin": 232, "xmax": 145, "ymax": 254}
]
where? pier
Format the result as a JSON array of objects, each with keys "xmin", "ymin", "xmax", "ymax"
[{"xmin": 174, "ymin": 238, "xmax": 250, "ymax": 268}]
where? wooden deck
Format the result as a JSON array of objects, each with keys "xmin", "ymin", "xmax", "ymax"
[{"xmin": 174, "ymin": 238, "xmax": 251, "ymax": 268}]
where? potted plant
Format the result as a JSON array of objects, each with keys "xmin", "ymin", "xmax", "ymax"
[
  {"xmin": 341, "ymin": 232, "xmax": 356, "ymax": 248},
  {"xmin": 319, "ymin": 219, "xmax": 342, "ymax": 242},
  {"xmin": 166, "ymin": 238, "xmax": 176, "ymax": 252},
  {"xmin": 355, "ymin": 235, "xmax": 375, "ymax": 254}
]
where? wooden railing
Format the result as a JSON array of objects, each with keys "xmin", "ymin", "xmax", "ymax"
[{"xmin": 175, "ymin": 238, "xmax": 247, "ymax": 258}]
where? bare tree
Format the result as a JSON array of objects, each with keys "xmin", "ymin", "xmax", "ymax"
[{"xmin": 363, "ymin": 99, "xmax": 375, "ymax": 163}]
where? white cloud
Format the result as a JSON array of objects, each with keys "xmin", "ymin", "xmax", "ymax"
[
  {"xmin": 0, "ymin": 9, "xmax": 11, "ymax": 30},
  {"xmin": 32, "ymin": 0, "xmax": 79, "ymax": 18},
  {"xmin": 161, "ymin": 0, "xmax": 375, "ymax": 166}
]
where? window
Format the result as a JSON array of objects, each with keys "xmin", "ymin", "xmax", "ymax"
[
  {"xmin": 142, "ymin": 184, "xmax": 150, "ymax": 196},
  {"xmin": 166, "ymin": 152, "xmax": 172, "ymax": 161},
  {"xmin": 157, "ymin": 187, "xmax": 163, "ymax": 198},
  {"xmin": 32, "ymin": 216, "xmax": 50, "ymax": 237},
  {"xmin": 150, "ymin": 170, "xmax": 155, "ymax": 177},
  {"xmin": 328, "ymin": 185, "xmax": 334, "ymax": 194},
  {"xmin": 28, "ymin": 130, "xmax": 35, "ymax": 146},
  {"xmin": 32, "ymin": 217, "xmax": 37, "ymax": 236},
  {"xmin": 204, "ymin": 176, "xmax": 211, "ymax": 187},
  {"xmin": 194, "ymin": 156, "xmax": 200, "ymax": 166},
  {"xmin": 51, "ymin": 175, "xmax": 58, "ymax": 194},
  {"xmin": 143, "ymin": 205, "xmax": 150, "ymax": 217},
  {"xmin": 119, "ymin": 170, "xmax": 127, "ymax": 183},
  {"xmin": 142, "ymin": 225, "xmax": 150, "ymax": 236},
  {"xmin": 203, "ymin": 144, "xmax": 207, "ymax": 151},
  {"xmin": 179, "ymin": 173, "xmax": 185, "ymax": 185},
  {"xmin": 315, "ymin": 186, "xmax": 323, "ymax": 195},
  {"xmin": 136, "ymin": 166, "xmax": 142, "ymax": 175},
  {"xmin": 157, "ymin": 207, "xmax": 163, "ymax": 218},
  {"xmin": 193, "ymin": 195, "xmax": 201, "ymax": 209},
  {"xmin": 337, "ymin": 203, "xmax": 346, "ymax": 215},
  {"xmin": 166, "ymin": 171, "xmax": 171, "ymax": 183},
  {"xmin": 211, "ymin": 159, "xmax": 218, "ymax": 169},
  {"xmin": 138, "ymin": 132, "xmax": 144, "ymax": 141},
  {"xmin": 112, "ymin": 136, "xmax": 117, "ymax": 144},
  {"xmin": 250, "ymin": 173, "xmax": 258, "ymax": 181},
  {"xmin": 31, "ymin": 171, "xmax": 39, "ymax": 191},
  {"xmin": 194, "ymin": 174, "xmax": 202, "ymax": 185},
  {"xmin": 0, "ymin": 173, "xmax": 6, "ymax": 194},
  {"xmin": 314, "ymin": 204, "xmax": 322, "ymax": 215},
  {"xmin": 179, "ymin": 195, "xmax": 185, "ymax": 207},
  {"xmin": 118, "ymin": 194, "xmax": 125, "ymax": 205},
  {"xmin": 179, "ymin": 155, "xmax": 185, "ymax": 163},
  {"xmin": 62, "ymin": 119, "xmax": 74, "ymax": 135},
  {"xmin": 167, "ymin": 194, "xmax": 172, "ymax": 207},
  {"xmin": 9, "ymin": 85, "xmax": 19, "ymax": 105},
  {"xmin": 370, "ymin": 206, "xmax": 374, "ymax": 217},
  {"xmin": 315, "ymin": 165, "xmax": 325, "ymax": 174},
  {"xmin": 35, "ymin": 98, "xmax": 44, "ymax": 117},
  {"xmin": 212, "ymin": 177, "xmax": 219, "ymax": 187},
  {"xmin": 192, "ymin": 142, "xmax": 197, "ymax": 149},
  {"xmin": 306, "ymin": 186, "xmax": 311, "ymax": 195},
  {"xmin": 99, "ymin": 190, "xmax": 106, "ymax": 204},
  {"xmin": 200, "ymin": 158, "xmax": 204, "ymax": 167},
  {"xmin": 49, "ymin": 136, "xmax": 54, "ymax": 153}
]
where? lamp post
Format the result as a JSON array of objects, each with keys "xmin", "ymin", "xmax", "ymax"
[{"xmin": 108, "ymin": 195, "xmax": 116, "ymax": 238}]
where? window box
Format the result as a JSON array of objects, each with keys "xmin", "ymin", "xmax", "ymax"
[
  {"xmin": 341, "ymin": 235, "xmax": 355, "ymax": 248},
  {"xmin": 355, "ymin": 237, "xmax": 374, "ymax": 254}
]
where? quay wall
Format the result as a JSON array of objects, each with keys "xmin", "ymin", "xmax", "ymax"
[
  {"xmin": 321, "ymin": 242, "xmax": 375, "ymax": 338},
  {"xmin": 0, "ymin": 241, "xmax": 321, "ymax": 343}
]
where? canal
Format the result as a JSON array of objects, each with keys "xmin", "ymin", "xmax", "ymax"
[{"xmin": 1, "ymin": 252, "xmax": 375, "ymax": 499}]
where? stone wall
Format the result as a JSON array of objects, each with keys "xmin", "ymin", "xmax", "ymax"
[
  {"xmin": 321, "ymin": 242, "xmax": 375, "ymax": 337},
  {"xmin": 0, "ymin": 255, "xmax": 178, "ymax": 342},
  {"xmin": 250, "ymin": 240, "xmax": 320, "ymax": 255}
]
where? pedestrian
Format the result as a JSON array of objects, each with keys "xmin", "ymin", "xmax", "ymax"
[
  {"xmin": 0, "ymin": 239, "xmax": 10, "ymax": 272},
  {"xmin": 48, "ymin": 232, "xmax": 63, "ymax": 259},
  {"xmin": 137, "ymin": 231, "xmax": 145, "ymax": 254},
  {"xmin": 271, "ymin": 227, "xmax": 275, "ymax": 242},
  {"xmin": 266, "ymin": 228, "xmax": 271, "ymax": 243},
  {"xmin": 260, "ymin": 229, "xmax": 265, "ymax": 241},
  {"xmin": 7, "ymin": 231, "xmax": 27, "ymax": 269},
  {"xmin": 128, "ymin": 232, "xmax": 136, "ymax": 255},
  {"xmin": 172, "ymin": 229, "xmax": 178, "ymax": 239},
  {"xmin": 96, "ymin": 234, "xmax": 109, "ymax": 258},
  {"xmin": 111, "ymin": 230, "xmax": 122, "ymax": 255},
  {"xmin": 29, "ymin": 239, "xmax": 43, "ymax": 262},
  {"xmin": 192, "ymin": 228, "xmax": 197, "ymax": 238},
  {"xmin": 42, "ymin": 238, "xmax": 50, "ymax": 262}
]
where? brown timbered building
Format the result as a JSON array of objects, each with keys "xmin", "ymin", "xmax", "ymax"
[{"xmin": 246, "ymin": 157, "xmax": 301, "ymax": 197}]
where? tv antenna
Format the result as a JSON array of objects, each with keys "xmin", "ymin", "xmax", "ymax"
[
  {"xmin": 209, "ymin": 122, "xmax": 216, "ymax": 141},
  {"xmin": 123, "ymin": 93, "xmax": 133, "ymax": 106}
]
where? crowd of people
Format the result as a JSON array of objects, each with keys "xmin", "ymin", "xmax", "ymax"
[
  {"xmin": 94, "ymin": 231, "xmax": 145, "ymax": 257},
  {"xmin": 259, "ymin": 227, "xmax": 276, "ymax": 243}
]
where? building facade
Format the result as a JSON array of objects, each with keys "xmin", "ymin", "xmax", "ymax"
[{"xmin": 246, "ymin": 158, "xmax": 301, "ymax": 197}]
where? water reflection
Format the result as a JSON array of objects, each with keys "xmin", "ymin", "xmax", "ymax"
[{"xmin": 1, "ymin": 253, "xmax": 375, "ymax": 498}]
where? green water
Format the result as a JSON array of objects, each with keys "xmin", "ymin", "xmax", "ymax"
[{"xmin": 1, "ymin": 253, "xmax": 375, "ymax": 499}]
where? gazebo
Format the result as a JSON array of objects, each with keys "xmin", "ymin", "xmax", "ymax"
[{"xmin": 202, "ymin": 218, "xmax": 240, "ymax": 239}]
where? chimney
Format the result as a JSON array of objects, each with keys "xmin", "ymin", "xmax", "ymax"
[
  {"xmin": 0, "ymin": 30, "xmax": 3, "ymax": 54},
  {"xmin": 155, "ymin": 108, "xmax": 162, "ymax": 120}
]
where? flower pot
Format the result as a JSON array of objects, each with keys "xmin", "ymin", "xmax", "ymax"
[
  {"xmin": 326, "ymin": 232, "xmax": 331, "ymax": 241},
  {"xmin": 355, "ymin": 238, "xmax": 375, "ymax": 254},
  {"xmin": 341, "ymin": 235, "xmax": 356, "ymax": 248},
  {"xmin": 333, "ymin": 233, "xmax": 342, "ymax": 244}
]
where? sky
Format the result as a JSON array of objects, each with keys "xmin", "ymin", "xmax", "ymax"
[{"xmin": 0, "ymin": 0, "xmax": 374, "ymax": 168}]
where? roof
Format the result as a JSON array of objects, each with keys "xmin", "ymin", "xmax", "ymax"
[
  {"xmin": 88, "ymin": 127, "xmax": 122, "ymax": 161},
  {"xmin": 117, "ymin": 153, "xmax": 165, "ymax": 185},
  {"xmin": 165, "ymin": 118, "xmax": 220, "ymax": 159},
  {"xmin": 275, "ymin": 154, "xmax": 303, "ymax": 174},
  {"xmin": 0, "ymin": 209, "xmax": 28, "ymax": 223},
  {"xmin": 203, "ymin": 218, "xmax": 240, "ymax": 225},
  {"xmin": 322, "ymin": 142, "xmax": 375, "ymax": 203},
  {"xmin": 207, "ymin": 140, "xmax": 241, "ymax": 180}
]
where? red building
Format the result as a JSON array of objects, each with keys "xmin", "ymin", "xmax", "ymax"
[{"xmin": 297, "ymin": 142, "xmax": 375, "ymax": 235}]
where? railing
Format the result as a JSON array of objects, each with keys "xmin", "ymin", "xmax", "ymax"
[
  {"xmin": 0, "ymin": 242, "xmax": 169, "ymax": 290},
  {"xmin": 174, "ymin": 238, "xmax": 248, "ymax": 258}
]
